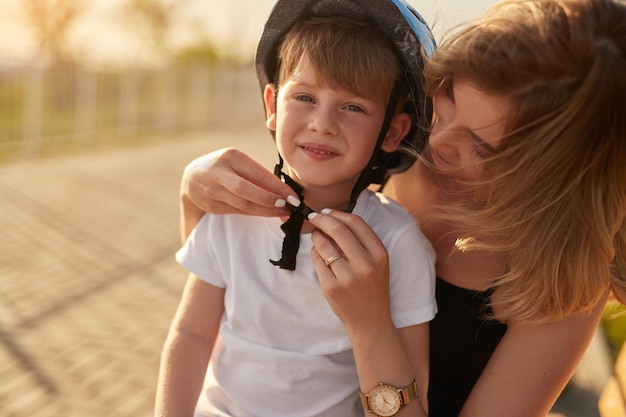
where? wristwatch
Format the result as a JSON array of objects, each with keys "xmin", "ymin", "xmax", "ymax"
[{"xmin": 359, "ymin": 380, "xmax": 418, "ymax": 417}]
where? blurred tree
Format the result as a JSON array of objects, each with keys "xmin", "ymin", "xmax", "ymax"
[
  {"xmin": 175, "ymin": 41, "xmax": 220, "ymax": 67},
  {"xmin": 21, "ymin": 0, "xmax": 87, "ymax": 63},
  {"xmin": 121, "ymin": 0, "xmax": 191, "ymax": 61}
]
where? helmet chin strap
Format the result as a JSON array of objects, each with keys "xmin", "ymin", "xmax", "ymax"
[
  {"xmin": 270, "ymin": 82, "xmax": 401, "ymax": 271},
  {"xmin": 270, "ymin": 157, "xmax": 314, "ymax": 271}
]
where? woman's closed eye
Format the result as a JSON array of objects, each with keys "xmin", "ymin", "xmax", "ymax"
[
  {"xmin": 471, "ymin": 145, "xmax": 489, "ymax": 160},
  {"xmin": 440, "ymin": 78, "xmax": 454, "ymax": 101}
]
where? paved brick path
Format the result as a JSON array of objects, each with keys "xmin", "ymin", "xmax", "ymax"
[
  {"xmin": 0, "ymin": 128, "xmax": 276, "ymax": 417},
  {"xmin": 0, "ymin": 127, "xmax": 604, "ymax": 417}
]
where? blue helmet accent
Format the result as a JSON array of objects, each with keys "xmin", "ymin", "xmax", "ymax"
[{"xmin": 391, "ymin": 0, "xmax": 437, "ymax": 57}]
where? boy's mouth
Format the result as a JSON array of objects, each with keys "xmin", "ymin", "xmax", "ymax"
[
  {"xmin": 303, "ymin": 146, "xmax": 333, "ymax": 155},
  {"xmin": 299, "ymin": 144, "xmax": 338, "ymax": 157}
]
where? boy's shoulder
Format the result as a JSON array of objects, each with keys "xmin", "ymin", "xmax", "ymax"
[
  {"xmin": 356, "ymin": 190, "xmax": 416, "ymax": 228},
  {"xmin": 356, "ymin": 190, "xmax": 433, "ymax": 257},
  {"xmin": 199, "ymin": 211, "xmax": 278, "ymax": 233}
]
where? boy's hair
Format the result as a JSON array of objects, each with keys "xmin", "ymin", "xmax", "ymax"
[
  {"xmin": 277, "ymin": 16, "xmax": 402, "ymax": 104},
  {"xmin": 424, "ymin": 0, "xmax": 626, "ymax": 323}
]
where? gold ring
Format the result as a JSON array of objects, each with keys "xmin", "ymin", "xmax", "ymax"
[{"xmin": 324, "ymin": 254, "xmax": 342, "ymax": 267}]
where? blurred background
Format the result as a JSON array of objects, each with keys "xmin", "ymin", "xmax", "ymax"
[
  {"xmin": 0, "ymin": 0, "xmax": 505, "ymax": 161},
  {"xmin": 0, "ymin": 1, "xmax": 624, "ymax": 416}
]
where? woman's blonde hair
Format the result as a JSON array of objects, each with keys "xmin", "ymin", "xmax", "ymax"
[{"xmin": 424, "ymin": 0, "xmax": 626, "ymax": 323}]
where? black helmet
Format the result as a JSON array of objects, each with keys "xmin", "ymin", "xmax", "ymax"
[{"xmin": 256, "ymin": 0, "xmax": 436, "ymax": 174}]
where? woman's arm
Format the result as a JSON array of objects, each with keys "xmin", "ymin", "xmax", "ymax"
[
  {"xmin": 155, "ymin": 275, "xmax": 225, "ymax": 417},
  {"xmin": 398, "ymin": 323, "xmax": 430, "ymax": 412},
  {"xmin": 460, "ymin": 294, "xmax": 607, "ymax": 417},
  {"xmin": 180, "ymin": 148, "xmax": 297, "ymax": 241},
  {"xmin": 308, "ymin": 210, "xmax": 429, "ymax": 417}
]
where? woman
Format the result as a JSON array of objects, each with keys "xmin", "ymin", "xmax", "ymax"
[{"xmin": 179, "ymin": 0, "xmax": 626, "ymax": 415}]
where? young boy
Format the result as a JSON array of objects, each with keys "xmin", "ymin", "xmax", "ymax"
[{"xmin": 155, "ymin": 1, "xmax": 437, "ymax": 416}]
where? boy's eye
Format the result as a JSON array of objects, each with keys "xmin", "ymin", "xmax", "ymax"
[
  {"xmin": 345, "ymin": 104, "xmax": 365, "ymax": 113},
  {"xmin": 294, "ymin": 94, "xmax": 314, "ymax": 103}
]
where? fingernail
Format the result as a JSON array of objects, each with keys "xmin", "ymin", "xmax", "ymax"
[
  {"xmin": 307, "ymin": 211, "xmax": 318, "ymax": 220},
  {"xmin": 287, "ymin": 195, "xmax": 301, "ymax": 207},
  {"xmin": 321, "ymin": 208, "xmax": 332, "ymax": 214},
  {"xmin": 274, "ymin": 199, "xmax": 286, "ymax": 208}
]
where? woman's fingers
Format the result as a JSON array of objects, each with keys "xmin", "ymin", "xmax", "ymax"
[
  {"xmin": 307, "ymin": 210, "xmax": 390, "ymax": 286},
  {"xmin": 308, "ymin": 209, "xmax": 389, "ymax": 267},
  {"xmin": 184, "ymin": 148, "xmax": 297, "ymax": 217},
  {"xmin": 310, "ymin": 230, "xmax": 347, "ymax": 283},
  {"xmin": 308, "ymin": 210, "xmax": 392, "ymax": 326}
]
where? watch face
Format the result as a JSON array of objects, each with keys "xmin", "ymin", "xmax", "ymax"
[{"xmin": 370, "ymin": 385, "xmax": 401, "ymax": 417}]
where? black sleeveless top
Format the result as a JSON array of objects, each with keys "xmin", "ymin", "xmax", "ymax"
[{"xmin": 428, "ymin": 277, "xmax": 508, "ymax": 417}]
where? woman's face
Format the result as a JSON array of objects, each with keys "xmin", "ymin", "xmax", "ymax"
[{"xmin": 428, "ymin": 76, "xmax": 510, "ymax": 180}]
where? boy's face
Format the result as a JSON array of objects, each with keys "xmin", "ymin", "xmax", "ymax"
[{"xmin": 264, "ymin": 56, "xmax": 409, "ymax": 195}]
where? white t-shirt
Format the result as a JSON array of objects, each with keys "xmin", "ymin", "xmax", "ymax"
[{"xmin": 176, "ymin": 190, "xmax": 437, "ymax": 417}]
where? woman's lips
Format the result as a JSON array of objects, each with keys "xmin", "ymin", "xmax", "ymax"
[{"xmin": 432, "ymin": 149, "xmax": 453, "ymax": 168}]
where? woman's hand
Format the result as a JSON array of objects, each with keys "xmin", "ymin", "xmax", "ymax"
[
  {"xmin": 182, "ymin": 148, "xmax": 298, "ymax": 216},
  {"xmin": 180, "ymin": 148, "xmax": 297, "ymax": 240},
  {"xmin": 308, "ymin": 209, "xmax": 393, "ymax": 333},
  {"xmin": 308, "ymin": 209, "xmax": 428, "ymax": 417}
]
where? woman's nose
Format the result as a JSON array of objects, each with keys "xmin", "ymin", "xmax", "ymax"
[{"xmin": 429, "ymin": 123, "xmax": 461, "ymax": 165}]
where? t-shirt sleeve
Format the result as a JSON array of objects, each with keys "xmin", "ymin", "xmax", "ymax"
[
  {"xmin": 175, "ymin": 213, "xmax": 225, "ymax": 288},
  {"xmin": 387, "ymin": 221, "xmax": 437, "ymax": 328}
]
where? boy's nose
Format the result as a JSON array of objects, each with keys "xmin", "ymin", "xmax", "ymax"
[{"xmin": 309, "ymin": 107, "xmax": 338, "ymax": 136}]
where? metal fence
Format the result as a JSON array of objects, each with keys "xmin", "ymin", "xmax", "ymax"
[{"xmin": 0, "ymin": 62, "xmax": 262, "ymax": 156}]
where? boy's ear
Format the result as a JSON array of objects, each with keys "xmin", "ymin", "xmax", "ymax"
[
  {"xmin": 381, "ymin": 112, "xmax": 412, "ymax": 152},
  {"xmin": 263, "ymin": 83, "xmax": 277, "ymax": 131}
]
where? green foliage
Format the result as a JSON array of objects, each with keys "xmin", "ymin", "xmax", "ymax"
[
  {"xmin": 602, "ymin": 299, "xmax": 626, "ymax": 361},
  {"xmin": 0, "ymin": 78, "xmax": 24, "ymax": 107}
]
